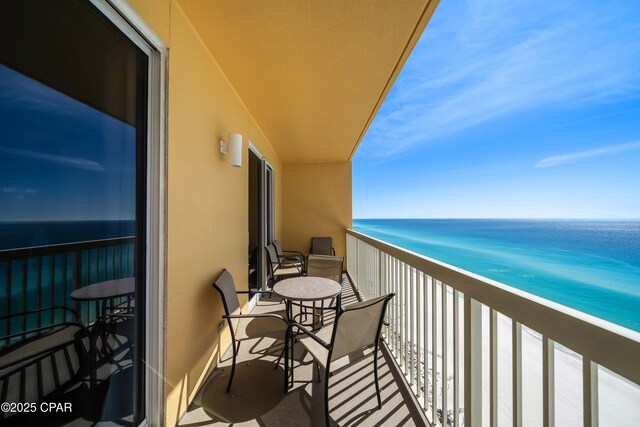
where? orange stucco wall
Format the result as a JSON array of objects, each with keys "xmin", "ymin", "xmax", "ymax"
[
  {"xmin": 282, "ymin": 162, "xmax": 352, "ymax": 260},
  {"xmin": 127, "ymin": 1, "xmax": 283, "ymax": 425}
]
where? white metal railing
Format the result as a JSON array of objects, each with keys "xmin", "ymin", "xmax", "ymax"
[{"xmin": 346, "ymin": 229, "xmax": 640, "ymax": 427}]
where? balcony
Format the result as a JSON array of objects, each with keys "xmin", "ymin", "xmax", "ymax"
[
  {"xmin": 176, "ymin": 228, "xmax": 640, "ymax": 426},
  {"xmin": 177, "ymin": 277, "xmax": 427, "ymax": 427}
]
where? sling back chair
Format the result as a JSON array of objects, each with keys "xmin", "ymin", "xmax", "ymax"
[
  {"xmin": 272, "ymin": 240, "xmax": 305, "ymax": 272},
  {"xmin": 212, "ymin": 269, "xmax": 289, "ymax": 393},
  {"xmin": 305, "ymin": 254, "xmax": 344, "ymax": 325},
  {"xmin": 309, "ymin": 237, "xmax": 335, "ymax": 256},
  {"xmin": 265, "ymin": 243, "xmax": 302, "ymax": 287},
  {"xmin": 285, "ymin": 293, "xmax": 394, "ymax": 427}
]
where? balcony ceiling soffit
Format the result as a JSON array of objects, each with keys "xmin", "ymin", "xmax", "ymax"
[{"xmin": 177, "ymin": 0, "xmax": 435, "ymax": 162}]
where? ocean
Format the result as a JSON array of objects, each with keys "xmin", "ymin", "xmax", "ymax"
[{"xmin": 353, "ymin": 219, "xmax": 640, "ymax": 332}]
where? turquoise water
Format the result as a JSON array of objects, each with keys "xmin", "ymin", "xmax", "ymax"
[{"xmin": 353, "ymin": 219, "xmax": 640, "ymax": 332}]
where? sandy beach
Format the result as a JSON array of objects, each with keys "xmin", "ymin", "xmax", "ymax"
[{"xmin": 393, "ymin": 289, "xmax": 640, "ymax": 426}]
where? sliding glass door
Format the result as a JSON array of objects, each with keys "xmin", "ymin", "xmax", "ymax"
[
  {"xmin": 248, "ymin": 147, "xmax": 275, "ymax": 296},
  {"xmin": 248, "ymin": 149, "xmax": 262, "ymax": 294},
  {"xmin": 0, "ymin": 1, "xmax": 152, "ymax": 425}
]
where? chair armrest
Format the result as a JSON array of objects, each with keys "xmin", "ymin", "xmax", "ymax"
[
  {"xmin": 287, "ymin": 322, "xmax": 331, "ymax": 349},
  {"xmin": 1, "ymin": 307, "xmax": 89, "ymax": 344},
  {"xmin": 279, "ymin": 260, "xmax": 301, "ymax": 268},
  {"xmin": 223, "ymin": 313, "xmax": 289, "ymax": 324},
  {"xmin": 235, "ymin": 290, "xmax": 272, "ymax": 295},
  {"xmin": 0, "ymin": 306, "xmax": 82, "ymax": 324},
  {"xmin": 281, "ymin": 254, "xmax": 304, "ymax": 264},
  {"xmin": 276, "ymin": 263, "xmax": 301, "ymax": 274},
  {"xmin": 282, "ymin": 250, "xmax": 305, "ymax": 258},
  {"xmin": 0, "ymin": 322, "xmax": 89, "ymax": 343}
]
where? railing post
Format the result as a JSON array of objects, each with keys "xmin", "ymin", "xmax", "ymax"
[
  {"xmin": 453, "ymin": 289, "xmax": 460, "ymax": 427},
  {"xmin": 36, "ymin": 257, "xmax": 42, "ymax": 329},
  {"xmin": 72, "ymin": 251, "xmax": 81, "ymax": 317},
  {"xmin": 5, "ymin": 262, "xmax": 12, "ymax": 342},
  {"xmin": 464, "ymin": 295, "xmax": 482, "ymax": 427},
  {"xmin": 512, "ymin": 321, "xmax": 523, "ymax": 427},
  {"xmin": 583, "ymin": 359, "xmax": 598, "ymax": 427},
  {"xmin": 432, "ymin": 278, "xmax": 437, "ymax": 422},
  {"xmin": 378, "ymin": 248, "xmax": 383, "ymax": 297},
  {"xmin": 543, "ymin": 337, "xmax": 555, "ymax": 427},
  {"xmin": 490, "ymin": 309, "xmax": 497, "ymax": 427}
]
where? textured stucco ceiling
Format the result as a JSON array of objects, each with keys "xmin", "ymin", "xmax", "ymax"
[{"xmin": 177, "ymin": 0, "xmax": 439, "ymax": 162}]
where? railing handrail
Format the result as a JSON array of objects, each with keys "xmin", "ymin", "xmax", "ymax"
[
  {"xmin": 0, "ymin": 236, "xmax": 136, "ymax": 261},
  {"xmin": 347, "ymin": 228, "xmax": 640, "ymax": 385}
]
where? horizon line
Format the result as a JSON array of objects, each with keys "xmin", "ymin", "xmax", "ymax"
[{"xmin": 352, "ymin": 217, "xmax": 640, "ymax": 221}]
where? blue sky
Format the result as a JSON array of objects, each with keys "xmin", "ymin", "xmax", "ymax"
[
  {"xmin": 353, "ymin": 0, "xmax": 640, "ymax": 219},
  {"xmin": 0, "ymin": 64, "xmax": 136, "ymax": 222}
]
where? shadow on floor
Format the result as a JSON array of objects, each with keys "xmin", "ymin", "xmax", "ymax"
[
  {"xmin": 197, "ymin": 359, "xmax": 286, "ymax": 424},
  {"xmin": 178, "ymin": 278, "xmax": 427, "ymax": 427}
]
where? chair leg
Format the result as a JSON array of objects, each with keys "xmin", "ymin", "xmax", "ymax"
[
  {"xmin": 373, "ymin": 344, "xmax": 382, "ymax": 409},
  {"xmin": 290, "ymin": 334, "xmax": 295, "ymax": 387},
  {"xmin": 226, "ymin": 339, "xmax": 240, "ymax": 393},
  {"xmin": 324, "ymin": 362, "xmax": 331, "ymax": 427},
  {"xmin": 284, "ymin": 330, "xmax": 290, "ymax": 392},
  {"xmin": 274, "ymin": 346, "xmax": 285, "ymax": 369}
]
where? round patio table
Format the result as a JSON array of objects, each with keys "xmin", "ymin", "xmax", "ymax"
[
  {"xmin": 273, "ymin": 276, "xmax": 341, "ymax": 329},
  {"xmin": 70, "ymin": 277, "xmax": 136, "ymax": 386},
  {"xmin": 71, "ymin": 277, "xmax": 135, "ymax": 302}
]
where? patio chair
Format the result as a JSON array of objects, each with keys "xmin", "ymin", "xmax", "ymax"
[
  {"xmin": 309, "ymin": 237, "xmax": 335, "ymax": 256},
  {"xmin": 272, "ymin": 240, "xmax": 305, "ymax": 272},
  {"xmin": 265, "ymin": 243, "xmax": 302, "ymax": 286},
  {"xmin": 285, "ymin": 293, "xmax": 394, "ymax": 427},
  {"xmin": 305, "ymin": 254, "xmax": 344, "ymax": 324},
  {"xmin": 0, "ymin": 307, "xmax": 91, "ymax": 420},
  {"xmin": 306, "ymin": 254, "xmax": 343, "ymax": 284},
  {"xmin": 212, "ymin": 269, "xmax": 289, "ymax": 393}
]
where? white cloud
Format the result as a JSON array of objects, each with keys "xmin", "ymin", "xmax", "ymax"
[
  {"xmin": 0, "ymin": 147, "xmax": 105, "ymax": 172},
  {"xmin": 536, "ymin": 141, "xmax": 640, "ymax": 168},
  {"xmin": 359, "ymin": 0, "xmax": 640, "ymax": 159},
  {"xmin": 2, "ymin": 187, "xmax": 38, "ymax": 200}
]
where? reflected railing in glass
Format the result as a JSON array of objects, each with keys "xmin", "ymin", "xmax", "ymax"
[{"xmin": 0, "ymin": 237, "xmax": 135, "ymax": 346}]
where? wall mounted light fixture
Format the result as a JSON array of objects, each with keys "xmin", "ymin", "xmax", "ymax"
[{"xmin": 219, "ymin": 133, "xmax": 243, "ymax": 167}]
